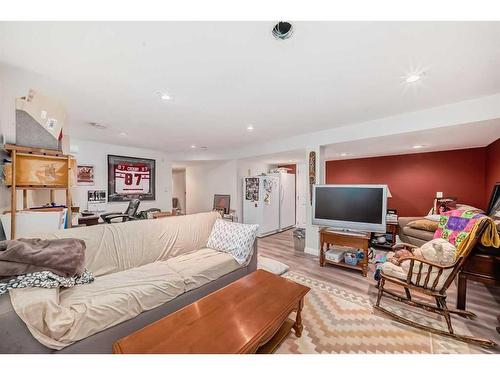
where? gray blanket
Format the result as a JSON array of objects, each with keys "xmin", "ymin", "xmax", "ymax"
[{"xmin": 0, "ymin": 238, "xmax": 86, "ymax": 278}]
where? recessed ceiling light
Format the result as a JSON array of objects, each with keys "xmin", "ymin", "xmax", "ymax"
[
  {"xmin": 119, "ymin": 132, "xmax": 128, "ymax": 137},
  {"xmin": 247, "ymin": 124, "xmax": 254, "ymax": 132},
  {"xmin": 158, "ymin": 91, "xmax": 172, "ymax": 101},
  {"xmin": 190, "ymin": 144, "xmax": 197, "ymax": 149},
  {"xmin": 412, "ymin": 144, "xmax": 428, "ymax": 149},
  {"xmin": 405, "ymin": 75, "xmax": 420, "ymax": 83},
  {"xmin": 405, "ymin": 71, "xmax": 426, "ymax": 83}
]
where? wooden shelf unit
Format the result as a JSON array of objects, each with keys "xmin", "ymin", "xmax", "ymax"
[{"xmin": 4, "ymin": 144, "xmax": 73, "ymax": 239}]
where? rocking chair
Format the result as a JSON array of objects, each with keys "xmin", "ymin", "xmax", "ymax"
[{"xmin": 374, "ymin": 221, "xmax": 497, "ymax": 348}]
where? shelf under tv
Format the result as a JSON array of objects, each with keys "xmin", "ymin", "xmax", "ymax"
[
  {"xmin": 323, "ymin": 259, "xmax": 364, "ymax": 272},
  {"xmin": 319, "ymin": 228, "xmax": 370, "ymax": 277}
]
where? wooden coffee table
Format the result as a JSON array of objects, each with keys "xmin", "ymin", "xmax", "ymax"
[{"xmin": 112, "ymin": 270, "xmax": 310, "ymax": 354}]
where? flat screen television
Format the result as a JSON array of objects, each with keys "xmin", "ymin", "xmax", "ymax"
[{"xmin": 312, "ymin": 184, "xmax": 388, "ymax": 233}]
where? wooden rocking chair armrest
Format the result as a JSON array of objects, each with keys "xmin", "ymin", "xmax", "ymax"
[
  {"xmin": 396, "ymin": 256, "xmax": 456, "ymax": 270},
  {"xmin": 392, "ymin": 242, "xmax": 419, "ymax": 251}
]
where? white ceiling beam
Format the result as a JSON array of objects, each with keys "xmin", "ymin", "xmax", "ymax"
[{"xmin": 168, "ymin": 92, "xmax": 500, "ymax": 161}]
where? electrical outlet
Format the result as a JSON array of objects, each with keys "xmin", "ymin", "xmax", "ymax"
[{"xmin": 436, "ymin": 192, "xmax": 443, "ymax": 198}]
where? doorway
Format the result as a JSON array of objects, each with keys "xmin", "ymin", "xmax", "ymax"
[{"xmin": 172, "ymin": 168, "xmax": 186, "ymax": 214}]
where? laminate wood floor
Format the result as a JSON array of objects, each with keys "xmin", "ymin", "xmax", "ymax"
[{"xmin": 258, "ymin": 229, "xmax": 500, "ymax": 352}]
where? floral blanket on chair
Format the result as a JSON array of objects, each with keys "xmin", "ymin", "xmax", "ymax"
[{"xmin": 433, "ymin": 209, "xmax": 484, "ymax": 248}]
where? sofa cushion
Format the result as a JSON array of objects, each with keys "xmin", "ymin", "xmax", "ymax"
[
  {"xmin": 381, "ymin": 261, "xmax": 452, "ymax": 290},
  {"xmin": 32, "ymin": 211, "xmax": 220, "ymax": 277},
  {"xmin": 10, "ymin": 261, "xmax": 186, "ymax": 350},
  {"xmin": 206, "ymin": 219, "xmax": 259, "ymax": 264},
  {"xmin": 401, "ymin": 226, "xmax": 435, "ymax": 242},
  {"xmin": 258, "ymin": 255, "xmax": 289, "ymax": 275},
  {"xmin": 383, "ymin": 238, "xmax": 457, "ymax": 290},
  {"xmin": 406, "ymin": 219, "xmax": 438, "ymax": 232},
  {"xmin": 166, "ymin": 248, "xmax": 240, "ymax": 291}
]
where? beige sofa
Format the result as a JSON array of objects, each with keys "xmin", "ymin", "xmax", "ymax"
[
  {"xmin": 0, "ymin": 212, "xmax": 257, "ymax": 353},
  {"xmin": 397, "ymin": 217, "xmax": 435, "ymax": 247}
]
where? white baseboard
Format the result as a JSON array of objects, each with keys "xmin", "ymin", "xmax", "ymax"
[{"xmin": 304, "ymin": 247, "xmax": 319, "ymax": 256}]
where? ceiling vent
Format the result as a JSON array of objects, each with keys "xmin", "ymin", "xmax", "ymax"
[
  {"xmin": 88, "ymin": 122, "xmax": 107, "ymax": 130},
  {"xmin": 272, "ymin": 22, "xmax": 293, "ymax": 40}
]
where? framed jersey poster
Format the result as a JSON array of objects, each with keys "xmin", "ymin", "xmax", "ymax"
[{"xmin": 107, "ymin": 155, "xmax": 156, "ymax": 202}]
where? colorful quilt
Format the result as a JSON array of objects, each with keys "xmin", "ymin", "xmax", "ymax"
[{"xmin": 433, "ymin": 209, "xmax": 484, "ymax": 247}]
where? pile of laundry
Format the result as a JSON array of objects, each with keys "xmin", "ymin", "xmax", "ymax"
[{"xmin": 0, "ymin": 238, "xmax": 93, "ymax": 295}]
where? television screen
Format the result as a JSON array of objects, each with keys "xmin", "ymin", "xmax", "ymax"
[{"xmin": 312, "ymin": 184, "xmax": 387, "ymax": 232}]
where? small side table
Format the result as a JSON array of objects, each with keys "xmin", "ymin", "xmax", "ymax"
[
  {"xmin": 78, "ymin": 215, "xmax": 100, "ymax": 226},
  {"xmin": 152, "ymin": 211, "xmax": 174, "ymax": 219},
  {"xmin": 386, "ymin": 222, "xmax": 398, "ymax": 245},
  {"xmin": 319, "ymin": 229, "xmax": 370, "ymax": 277},
  {"xmin": 371, "ymin": 222, "xmax": 399, "ymax": 249}
]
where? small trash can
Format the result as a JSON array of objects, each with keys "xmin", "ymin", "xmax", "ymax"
[{"xmin": 293, "ymin": 228, "xmax": 305, "ymax": 252}]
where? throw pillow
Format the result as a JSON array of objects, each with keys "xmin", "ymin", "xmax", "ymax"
[
  {"xmin": 415, "ymin": 238, "xmax": 457, "ymax": 266},
  {"xmin": 433, "ymin": 209, "xmax": 484, "ymax": 247},
  {"xmin": 207, "ymin": 219, "xmax": 259, "ymax": 265},
  {"xmin": 424, "ymin": 214, "xmax": 441, "ymax": 222},
  {"xmin": 456, "ymin": 204, "xmax": 484, "ymax": 214},
  {"xmin": 407, "ymin": 219, "xmax": 439, "ymax": 232},
  {"xmin": 258, "ymin": 256, "xmax": 289, "ymax": 275}
]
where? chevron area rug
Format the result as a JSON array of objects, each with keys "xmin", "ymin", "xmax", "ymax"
[{"xmin": 275, "ymin": 272, "xmax": 484, "ymax": 354}]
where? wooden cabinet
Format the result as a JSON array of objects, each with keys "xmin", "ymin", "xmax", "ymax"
[
  {"xmin": 319, "ymin": 229, "xmax": 370, "ymax": 277},
  {"xmin": 457, "ymin": 246, "xmax": 500, "ymax": 310}
]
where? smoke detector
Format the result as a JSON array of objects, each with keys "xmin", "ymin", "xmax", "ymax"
[
  {"xmin": 89, "ymin": 122, "xmax": 107, "ymax": 130},
  {"xmin": 272, "ymin": 22, "xmax": 293, "ymax": 40}
]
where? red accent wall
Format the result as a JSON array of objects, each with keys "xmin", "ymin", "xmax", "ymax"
[
  {"xmin": 277, "ymin": 164, "xmax": 297, "ymax": 174},
  {"xmin": 325, "ymin": 148, "xmax": 488, "ymax": 217},
  {"xmin": 485, "ymin": 138, "xmax": 500, "ymax": 203}
]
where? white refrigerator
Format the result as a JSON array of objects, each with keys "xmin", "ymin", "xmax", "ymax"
[{"xmin": 243, "ymin": 173, "xmax": 295, "ymax": 237}]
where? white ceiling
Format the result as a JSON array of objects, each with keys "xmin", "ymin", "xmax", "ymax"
[
  {"xmin": 229, "ymin": 119, "xmax": 500, "ymax": 165},
  {"xmin": 323, "ymin": 119, "xmax": 500, "ymax": 160},
  {"xmin": 239, "ymin": 149, "xmax": 306, "ymax": 165},
  {"xmin": 1, "ymin": 21, "xmax": 500, "ymax": 154}
]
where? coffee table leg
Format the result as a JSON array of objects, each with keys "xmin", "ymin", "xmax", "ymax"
[{"xmin": 293, "ymin": 298, "xmax": 304, "ymax": 337}]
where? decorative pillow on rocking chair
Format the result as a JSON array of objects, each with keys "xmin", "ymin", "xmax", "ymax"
[{"xmin": 382, "ymin": 238, "xmax": 457, "ymax": 289}]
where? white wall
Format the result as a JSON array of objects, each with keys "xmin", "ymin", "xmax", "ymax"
[
  {"xmin": 0, "ymin": 65, "xmax": 13, "ymax": 212},
  {"xmin": 67, "ymin": 138, "xmax": 172, "ymax": 213},
  {"xmin": 0, "ymin": 137, "xmax": 173, "ymax": 215},
  {"xmin": 185, "ymin": 159, "xmax": 272, "ymax": 222},
  {"xmin": 0, "ymin": 64, "xmax": 172, "ymax": 214},
  {"xmin": 0, "ymin": 64, "xmax": 54, "ymax": 212},
  {"xmin": 295, "ymin": 162, "xmax": 307, "ymax": 228},
  {"xmin": 172, "ymin": 169, "xmax": 186, "ymax": 214},
  {"xmin": 185, "ymin": 160, "xmax": 238, "ymax": 216}
]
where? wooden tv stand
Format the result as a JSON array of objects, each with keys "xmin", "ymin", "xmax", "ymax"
[{"xmin": 319, "ymin": 228, "xmax": 370, "ymax": 277}]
